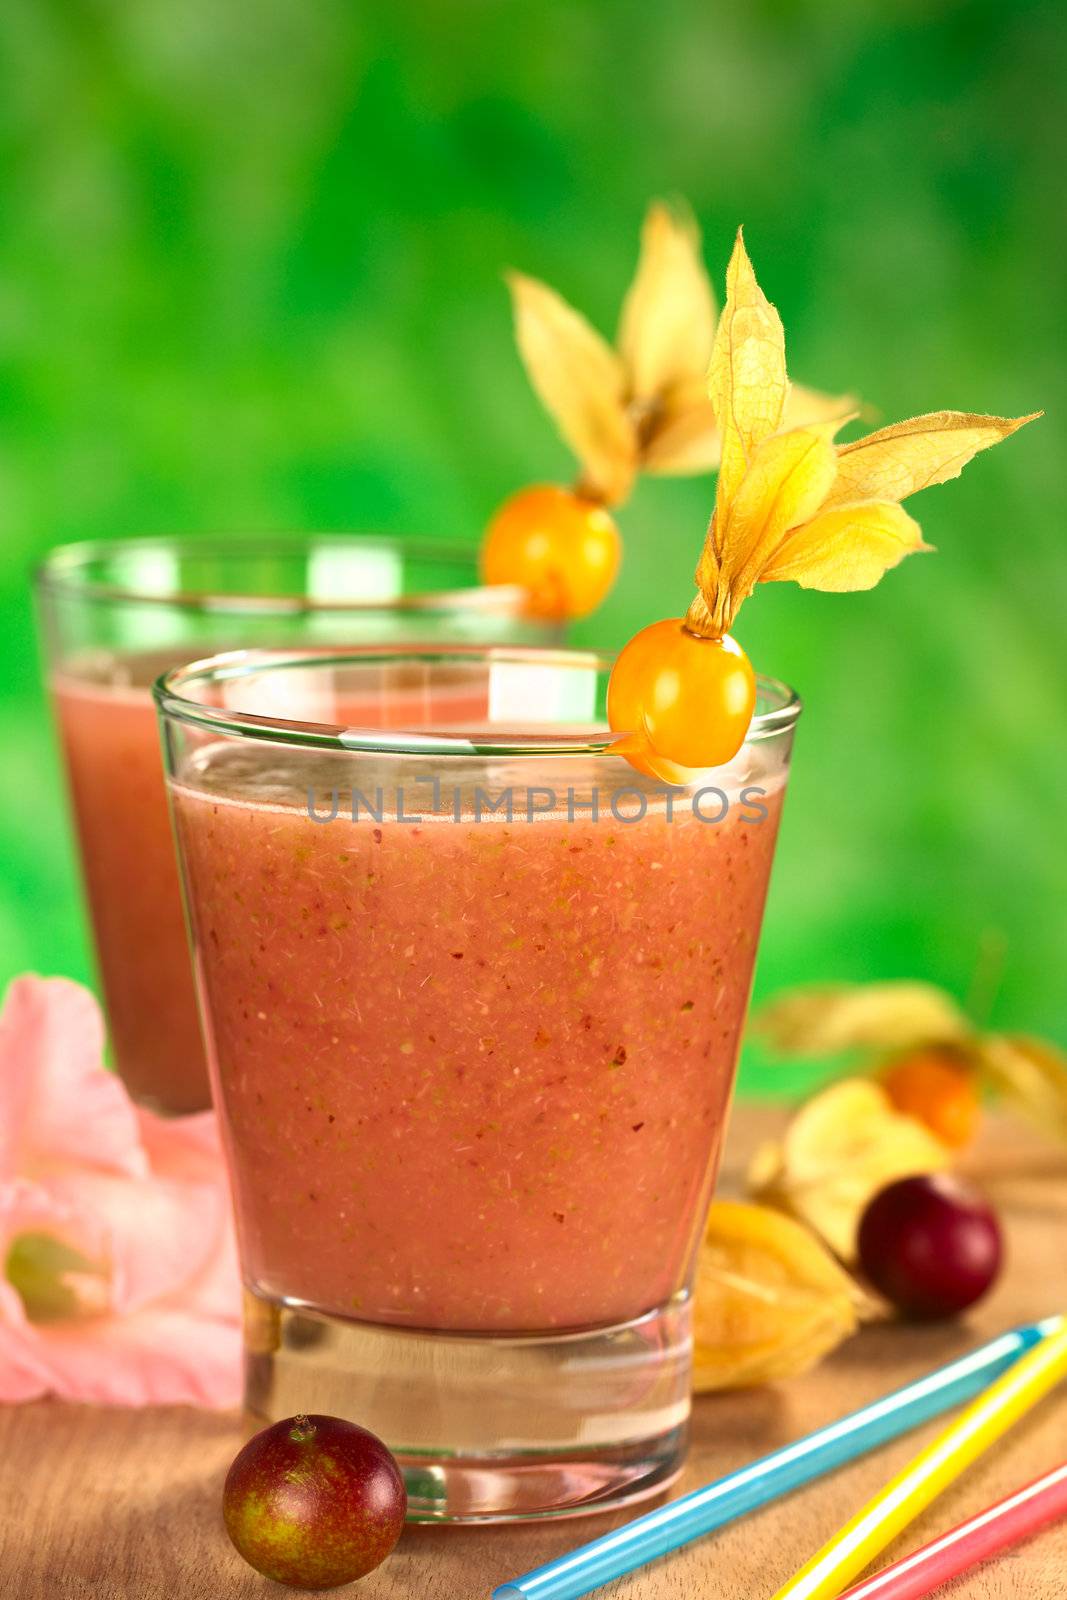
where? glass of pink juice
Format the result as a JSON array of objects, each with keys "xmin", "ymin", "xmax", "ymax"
[
  {"xmin": 157, "ymin": 645, "xmax": 800, "ymax": 1522},
  {"xmin": 35, "ymin": 536, "xmax": 547, "ymax": 1114}
]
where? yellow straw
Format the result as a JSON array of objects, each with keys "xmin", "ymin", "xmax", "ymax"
[{"xmin": 771, "ymin": 1314, "xmax": 1067, "ymax": 1600}]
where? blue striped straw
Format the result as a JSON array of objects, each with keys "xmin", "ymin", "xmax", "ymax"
[{"xmin": 493, "ymin": 1318, "xmax": 1061, "ymax": 1600}]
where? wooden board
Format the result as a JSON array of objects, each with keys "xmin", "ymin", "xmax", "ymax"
[{"xmin": 2, "ymin": 1106, "xmax": 1066, "ymax": 1599}]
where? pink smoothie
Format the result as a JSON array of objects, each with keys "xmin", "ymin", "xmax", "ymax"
[
  {"xmin": 171, "ymin": 747, "xmax": 785, "ymax": 1332},
  {"xmin": 52, "ymin": 657, "xmax": 492, "ymax": 1113},
  {"xmin": 53, "ymin": 663, "xmax": 208, "ymax": 1112}
]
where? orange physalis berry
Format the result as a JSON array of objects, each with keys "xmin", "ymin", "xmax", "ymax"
[
  {"xmin": 481, "ymin": 484, "xmax": 621, "ymax": 621},
  {"xmin": 882, "ymin": 1048, "xmax": 981, "ymax": 1150},
  {"xmin": 607, "ymin": 619, "xmax": 756, "ymax": 777}
]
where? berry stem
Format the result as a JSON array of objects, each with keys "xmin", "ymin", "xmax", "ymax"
[
  {"xmin": 684, "ymin": 590, "xmax": 725, "ymax": 640},
  {"xmin": 571, "ymin": 472, "xmax": 609, "ymax": 507}
]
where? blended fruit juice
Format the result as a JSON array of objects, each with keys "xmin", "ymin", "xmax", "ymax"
[
  {"xmin": 170, "ymin": 744, "xmax": 784, "ymax": 1333},
  {"xmin": 38, "ymin": 535, "xmax": 540, "ymax": 1115},
  {"xmin": 52, "ymin": 655, "xmax": 493, "ymax": 1113},
  {"xmin": 53, "ymin": 657, "xmax": 206, "ymax": 1111}
]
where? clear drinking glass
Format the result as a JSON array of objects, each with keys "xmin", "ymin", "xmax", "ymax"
[
  {"xmin": 157, "ymin": 645, "xmax": 801, "ymax": 1522},
  {"xmin": 36, "ymin": 536, "xmax": 546, "ymax": 1113}
]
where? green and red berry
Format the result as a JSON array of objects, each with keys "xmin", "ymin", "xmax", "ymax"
[{"xmin": 223, "ymin": 1413, "xmax": 406, "ymax": 1589}]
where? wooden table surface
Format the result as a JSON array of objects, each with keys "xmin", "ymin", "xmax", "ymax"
[{"xmin": 3, "ymin": 1106, "xmax": 1066, "ymax": 1599}]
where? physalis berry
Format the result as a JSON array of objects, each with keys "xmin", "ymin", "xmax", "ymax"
[
  {"xmin": 607, "ymin": 227, "xmax": 1037, "ymax": 774},
  {"xmin": 882, "ymin": 1047, "xmax": 981, "ymax": 1150},
  {"xmin": 606, "ymin": 620, "xmax": 755, "ymax": 778},
  {"xmin": 481, "ymin": 484, "xmax": 620, "ymax": 621},
  {"xmin": 486, "ymin": 202, "xmax": 852, "ymax": 621}
]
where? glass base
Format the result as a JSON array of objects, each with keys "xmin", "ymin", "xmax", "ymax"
[{"xmin": 243, "ymin": 1288, "xmax": 692, "ymax": 1523}]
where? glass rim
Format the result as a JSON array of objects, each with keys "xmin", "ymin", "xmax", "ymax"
[
  {"xmin": 154, "ymin": 644, "xmax": 803, "ymax": 759},
  {"xmin": 33, "ymin": 533, "xmax": 528, "ymax": 617}
]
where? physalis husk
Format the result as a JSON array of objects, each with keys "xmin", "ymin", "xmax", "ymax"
[
  {"xmin": 752, "ymin": 978, "xmax": 1067, "ymax": 1152},
  {"xmin": 507, "ymin": 201, "xmax": 851, "ymax": 507},
  {"xmin": 752, "ymin": 980, "xmax": 971, "ymax": 1057},
  {"xmin": 692, "ymin": 1199, "xmax": 871, "ymax": 1390},
  {"xmin": 975, "ymin": 1034, "xmax": 1067, "ymax": 1146},
  {"xmin": 747, "ymin": 1079, "xmax": 951, "ymax": 1262},
  {"xmin": 685, "ymin": 230, "xmax": 1039, "ymax": 638},
  {"xmin": 607, "ymin": 228, "xmax": 1038, "ymax": 775}
]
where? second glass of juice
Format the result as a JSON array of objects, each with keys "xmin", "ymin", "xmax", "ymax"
[
  {"xmin": 36, "ymin": 536, "xmax": 545, "ymax": 1112},
  {"xmin": 157, "ymin": 646, "xmax": 800, "ymax": 1521}
]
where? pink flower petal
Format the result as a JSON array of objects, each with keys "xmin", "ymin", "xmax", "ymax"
[
  {"xmin": 4, "ymin": 1305, "xmax": 242, "ymax": 1408},
  {"xmin": 45, "ymin": 1169, "xmax": 225, "ymax": 1316},
  {"xmin": 176, "ymin": 1199, "xmax": 242, "ymax": 1324},
  {"xmin": 0, "ymin": 1275, "xmax": 31, "ymax": 1330},
  {"xmin": 0, "ymin": 976, "xmax": 243, "ymax": 1408},
  {"xmin": 0, "ymin": 977, "xmax": 145, "ymax": 1180},
  {"xmin": 0, "ymin": 1317, "xmax": 52, "ymax": 1402},
  {"xmin": 136, "ymin": 1106, "xmax": 225, "ymax": 1178},
  {"xmin": 0, "ymin": 1177, "xmax": 108, "ymax": 1279},
  {"xmin": 132, "ymin": 1107, "xmax": 242, "ymax": 1320}
]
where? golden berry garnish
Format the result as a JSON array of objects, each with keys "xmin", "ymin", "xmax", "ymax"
[
  {"xmin": 487, "ymin": 202, "xmax": 853, "ymax": 622},
  {"xmin": 608, "ymin": 227, "xmax": 1037, "ymax": 777},
  {"xmin": 481, "ymin": 484, "xmax": 620, "ymax": 621},
  {"xmin": 607, "ymin": 620, "xmax": 756, "ymax": 774}
]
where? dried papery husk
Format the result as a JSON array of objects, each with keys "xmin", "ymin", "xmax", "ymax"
[
  {"xmin": 507, "ymin": 206, "xmax": 858, "ymax": 512},
  {"xmin": 784, "ymin": 383, "xmax": 859, "ymax": 430},
  {"xmin": 822, "ymin": 411, "xmax": 1042, "ymax": 508},
  {"xmin": 692, "ymin": 420, "xmax": 843, "ymax": 634},
  {"xmin": 618, "ymin": 199, "xmax": 717, "ymax": 404},
  {"xmin": 692, "ymin": 1199, "xmax": 872, "ymax": 1390},
  {"xmin": 686, "ymin": 232, "xmax": 1040, "ymax": 638},
  {"xmin": 747, "ymin": 1079, "xmax": 951, "ymax": 1261},
  {"xmin": 752, "ymin": 981, "xmax": 972, "ymax": 1057},
  {"xmin": 760, "ymin": 500, "xmax": 930, "ymax": 591},
  {"xmin": 706, "ymin": 233, "xmax": 788, "ymax": 531},
  {"xmin": 638, "ymin": 353, "xmax": 854, "ymax": 480},
  {"xmin": 507, "ymin": 272, "xmax": 637, "ymax": 506},
  {"xmin": 641, "ymin": 384, "xmax": 722, "ymax": 475},
  {"xmin": 975, "ymin": 1034, "xmax": 1067, "ymax": 1146},
  {"xmin": 752, "ymin": 978, "xmax": 1067, "ymax": 1160}
]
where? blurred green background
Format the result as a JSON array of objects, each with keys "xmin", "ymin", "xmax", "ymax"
[{"xmin": 1, "ymin": 0, "xmax": 1063, "ymax": 1091}]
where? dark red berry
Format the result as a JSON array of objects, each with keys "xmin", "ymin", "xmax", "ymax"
[{"xmin": 858, "ymin": 1174, "xmax": 1002, "ymax": 1321}]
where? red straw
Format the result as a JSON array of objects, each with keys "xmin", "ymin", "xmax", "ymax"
[{"xmin": 837, "ymin": 1461, "xmax": 1067, "ymax": 1600}]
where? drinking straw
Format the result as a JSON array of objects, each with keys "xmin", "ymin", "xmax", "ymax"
[
  {"xmin": 770, "ymin": 1316, "xmax": 1067, "ymax": 1600},
  {"xmin": 491, "ymin": 1317, "xmax": 1060, "ymax": 1600},
  {"xmin": 834, "ymin": 1460, "xmax": 1067, "ymax": 1600}
]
